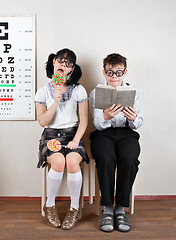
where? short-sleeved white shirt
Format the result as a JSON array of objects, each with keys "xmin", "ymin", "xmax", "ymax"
[{"xmin": 35, "ymin": 82, "xmax": 88, "ymax": 129}]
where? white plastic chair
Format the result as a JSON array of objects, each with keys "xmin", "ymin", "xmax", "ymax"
[
  {"xmin": 41, "ymin": 162, "xmax": 86, "ymax": 219},
  {"xmin": 89, "ymin": 159, "xmax": 134, "ymax": 215}
]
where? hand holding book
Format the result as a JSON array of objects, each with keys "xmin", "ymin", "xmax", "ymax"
[
  {"xmin": 94, "ymin": 84, "xmax": 137, "ymax": 121},
  {"xmin": 103, "ymin": 104, "xmax": 137, "ymax": 122},
  {"xmin": 104, "ymin": 104, "xmax": 123, "ymax": 120},
  {"xmin": 123, "ymin": 107, "xmax": 137, "ymax": 121}
]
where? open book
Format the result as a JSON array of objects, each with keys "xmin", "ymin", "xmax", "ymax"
[{"xmin": 95, "ymin": 84, "xmax": 136, "ymax": 110}]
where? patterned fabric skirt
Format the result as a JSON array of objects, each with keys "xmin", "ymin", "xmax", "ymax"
[{"xmin": 37, "ymin": 127, "xmax": 89, "ymax": 168}]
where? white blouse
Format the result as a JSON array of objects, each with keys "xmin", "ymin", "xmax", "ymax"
[{"xmin": 35, "ymin": 82, "xmax": 88, "ymax": 129}]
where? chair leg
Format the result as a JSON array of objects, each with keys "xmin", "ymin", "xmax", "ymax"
[
  {"xmin": 78, "ymin": 190, "xmax": 83, "ymax": 219},
  {"xmin": 78, "ymin": 162, "xmax": 85, "ymax": 219},
  {"xmin": 89, "ymin": 159, "xmax": 94, "ymax": 205},
  {"xmin": 129, "ymin": 187, "xmax": 134, "ymax": 215},
  {"xmin": 41, "ymin": 166, "xmax": 47, "ymax": 217},
  {"xmin": 95, "ymin": 168, "xmax": 100, "ymax": 216}
]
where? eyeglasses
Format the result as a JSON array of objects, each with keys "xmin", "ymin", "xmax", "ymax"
[
  {"xmin": 56, "ymin": 57, "xmax": 74, "ymax": 68},
  {"xmin": 105, "ymin": 69, "xmax": 125, "ymax": 77}
]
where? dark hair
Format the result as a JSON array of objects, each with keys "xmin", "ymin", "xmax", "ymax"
[
  {"xmin": 103, "ymin": 53, "xmax": 127, "ymax": 70},
  {"xmin": 45, "ymin": 48, "xmax": 82, "ymax": 85}
]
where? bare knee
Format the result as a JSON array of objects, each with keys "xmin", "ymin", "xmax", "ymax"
[
  {"xmin": 66, "ymin": 154, "xmax": 82, "ymax": 173},
  {"xmin": 52, "ymin": 160, "xmax": 65, "ymax": 172},
  {"xmin": 47, "ymin": 154, "xmax": 66, "ymax": 172},
  {"xmin": 66, "ymin": 159, "xmax": 80, "ymax": 173}
]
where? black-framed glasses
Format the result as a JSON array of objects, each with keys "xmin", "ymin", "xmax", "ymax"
[
  {"xmin": 105, "ymin": 69, "xmax": 125, "ymax": 77},
  {"xmin": 56, "ymin": 57, "xmax": 74, "ymax": 68}
]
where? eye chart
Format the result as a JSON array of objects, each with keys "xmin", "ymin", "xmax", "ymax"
[{"xmin": 0, "ymin": 15, "xmax": 36, "ymax": 120}]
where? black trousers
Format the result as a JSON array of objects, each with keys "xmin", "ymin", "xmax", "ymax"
[{"xmin": 90, "ymin": 127, "xmax": 140, "ymax": 207}]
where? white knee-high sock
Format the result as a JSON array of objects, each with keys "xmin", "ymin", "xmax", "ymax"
[
  {"xmin": 67, "ymin": 171, "xmax": 82, "ymax": 210},
  {"xmin": 46, "ymin": 169, "xmax": 64, "ymax": 207}
]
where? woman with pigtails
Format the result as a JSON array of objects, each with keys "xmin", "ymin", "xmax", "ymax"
[{"xmin": 35, "ymin": 48, "xmax": 89, "ymax": 230}]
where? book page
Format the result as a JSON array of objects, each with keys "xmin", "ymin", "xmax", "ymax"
[
  {"xmin": 112, "ymin": 89, "xmax": 136, "ymax": 108},
  {"xmin": 95, "ymin": 87, "xmax": 113, "ymax": 110}
]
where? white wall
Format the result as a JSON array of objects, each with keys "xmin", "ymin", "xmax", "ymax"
[{"xmin": 0, "ymin": 0, "xmax": 176, "ymax": 197}]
